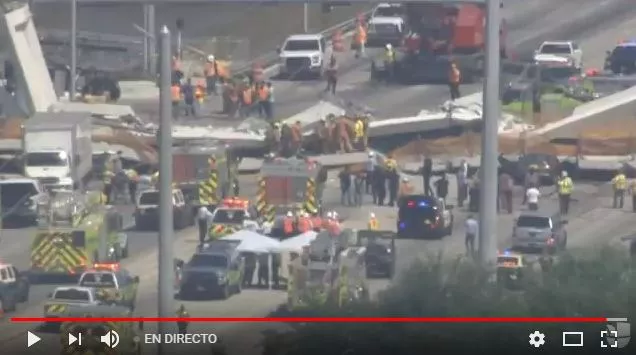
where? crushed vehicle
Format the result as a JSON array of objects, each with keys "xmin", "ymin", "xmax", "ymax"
[
  {"xmin": 208, "ymin": 197, "xmax": 259, "ymax": 240},
  {"xmin": 499, "ymin": 153, "xmax": 562, "ymax": 186},
  {"xmin": 256, "ymin": 156, "xmax": 327, "ymax": 227},
  {"xmin": 77, "ymin": 262, "xmax": 139, "ymax": 310},
  {"xmin": 511, "ymin": 211, "xmax": 568, "ymax": 254},
  {"xmin": 397, "ymin": 195, "xmax": 454, "ymax": 239},
  {"xmin": 533, "ymin": 40, "xmax": 583, "ymax": 70},
  {"xmin": 179, "ymin": 240, "xmax": 244, "ymax": 300},
  {"xmin": 134, "ymin": 188, "xmax": 193, "ymax": 230},
  {"xmin": 31, "ymin": 191, "xmax": 128, "ymax": 281},
  {"xmin": 0, "ymin": 263, "xmax": 30, "ymax": 314},
  {"xmin": 356, "ymin": 229, "xmax": 396, "ymax": 278}
]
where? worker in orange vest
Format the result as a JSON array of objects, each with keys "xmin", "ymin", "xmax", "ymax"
[
  {"xmin": 291, "ymin": 121, "xmax": 302, "ymax": 155},
  {"xmin": 310, "ymin": 214, "xmax": 322, "ymax": 232},
  {"xmin": 195, "ymin": 85, "xmax": 205, "ymax": 104},
  {"xmin": 205, "ymin": 55, "xmax": 218, "ymax": 95},
  {"xmin": 354, "ymin": 20, "xmax": 367, "ymax": 58},
  {"xmin": 297, "ymin": 212, "xmax": 313, "ymax": 233},
  {"xmin": 448, "ymin": 61, "xmax": 461, "ymax": 101},
  {"xmin": 257, "ymin": 82, "xmax": 270, "ymax": 119},
  {"xmin": 367, "ymin": 212, "xmax": 379, "ymax": 230},
  {"xmin": 283, "ymin": 211, "xmax": 295, "ymax": 236},
  {"xmin": 240, "ymin": 84, "xmax": 254, "ymax": 118},
  {"xmin": 170, "ymin": 83, "xmax": 182, "ymax": 119}
]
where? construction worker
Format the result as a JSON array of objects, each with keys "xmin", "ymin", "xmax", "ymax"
[
  {"xmin": 205, "ymin": 55, "xmax": 218, "ymax": 95},
  {"xmin": 630, "ymin": 178, "xmax": 636, "ymax": 212},
  {"xmin": 448, "ymin": 61, "xmax": 461, "ymax": 101},
  {"xmin": 257, "ymin": 82, "xmax": 270, "ymax": 119},
  {"xmin": 240, "ymin": 84, "xmax": 254, "ymax": 118},
  {"xmin": 612, "ymin": 170, "xmax": 628, "ymax": 209},
  {"xmin": 398, "ymin": 177, "xmax": 414, "ymax": 199},
  {"xmin": 556, "ymin": 171, "xmax": 573, "ymax": 215},
  {"xmin": 384, "ymin": 43, "xmax": 396, "ymax": 81},
  {"xmin": 176, "ymin": 304, "xmax": 189, "ymax": 334},
  {"xmin": 353, "ymin": 116, "xmax": 365, "ymax": 151},
  {"xmin": 291, "ymin": 121, "xmax": 303, "ymax": 155},
  {"xmin": 126, "ymin": 168, "xmax": 139, "ymax": 203},
  {"xmin": 354, "ymin": 20, "xmax": 367, "ymax": 58},
  {"xmin": 194, "ymin": 84, "xmax": 205, "ymax": 105},
  {"xmin": 283, "ymin": 211, "xmax": 295, "ymax": 236},
  {"xmin": 367, "ymin": 212, "xmax": 379, "ymax": 230},
  {"xmin": 337, "ymin": 116, "xmax": 352, "ymax": 153},
  {"xmin": 103, "ymin": 170, "xmax": 114, "ymax": 204},
  {"xmin": 297, "ymin": 212, "xmax": 312, "ymax": 233},
  {"xmin": 171, "ymin": 82, "xmax": 182, "ymax": 118},
  {"xmin": 324, "ymin": 55, "xmax": 338, "ymax": 95}
]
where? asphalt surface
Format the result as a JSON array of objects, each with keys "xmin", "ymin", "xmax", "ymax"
[{"xmin": 2, "ymin": 1, "xmax": 636, "ymax": 353}]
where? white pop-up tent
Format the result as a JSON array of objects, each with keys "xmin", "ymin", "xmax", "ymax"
[
  {"xmin": 278, "ymin": 231, "xmax": 318, "ymax": 252},
  {"xmin": 223, "ymin": 230, "xmax": 281, "ymax": 289}
]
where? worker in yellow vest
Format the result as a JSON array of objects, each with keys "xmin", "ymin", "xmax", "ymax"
[
  {"xmin": 612, "ymin": 170, "xmax": 628, "ymax": 209},
  {"xmin": 353, "ymin": 116, "xmax": 365, "ymax": 151},
  {"xmin": 384, "ymin": 43, "xmax": 396, "ymax": 81},
  {"xmin": 367, "ymin": 212, "xmax": 379, "ymax": 230},
  {"xmin": 556, "ymin": 171, "xmax": 573, "ymax": 215}
]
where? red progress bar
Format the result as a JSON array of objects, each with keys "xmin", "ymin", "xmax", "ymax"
[{"xmin": 11, "ymin": 317, "xmax": 609, "ymax": 323}]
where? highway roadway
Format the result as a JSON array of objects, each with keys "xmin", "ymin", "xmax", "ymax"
[{"xmin": 3, "ymin": 0, "xmax": 636, "ymax": 353}]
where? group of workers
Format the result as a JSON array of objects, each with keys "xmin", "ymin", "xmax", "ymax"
[
  {"xmin": 315, "ymin": 114, "xmax": 370, "ymax": 154},
  {"xmin": 265, "ymin": 120, "xmax": 304, "ymax": 158},
  {"xmin": 101, "ymin": 151, "xmax": 143, "ymax": 205},
  {"xmin": 279, "ymin": 210, "xmax": 343, "ymax": 237},
  {"xmin": 362, "ymin": 152, "xmax": 413, "ymax": 207}
]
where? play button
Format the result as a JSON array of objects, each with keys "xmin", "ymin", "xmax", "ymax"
[{"xmin": 27, "ymin": 331, "xmax": 41, "ymax": 347}]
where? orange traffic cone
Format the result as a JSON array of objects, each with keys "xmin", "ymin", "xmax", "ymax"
[
  {"xmin": 332, "ymin": 30, "xmax": 344, "ymax": 52},
  {"xmin": 252, "ymin": 61, "xmax": 264, "ymax": 83}
]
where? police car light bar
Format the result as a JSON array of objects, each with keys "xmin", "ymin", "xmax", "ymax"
[{"xmin": 93, "ymin": 263, "xmax": 119, "ymax": 271}]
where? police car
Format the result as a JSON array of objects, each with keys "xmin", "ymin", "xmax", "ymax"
[
  {"xmin": 208, "ymin": 198, "xmax": 258, "ymax": 239},
  {"xmin": 77, "ymin": 263, "xmax": 139, "ymax": 310},
  {"xmin": 397, "ymin": 195, "xmax": 454, "ymax": 239},
  {"xmin": 606, "ymin": 40, "xmax": 636, "ymax": 75},
  {"xmin": 496, "ymin": 250, "xmax": 526, "ymax": 289}
]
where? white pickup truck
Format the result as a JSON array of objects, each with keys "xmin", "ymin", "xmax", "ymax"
[
  {"xmin": 533, "ymin": 41, "xmax": 583, "ymax": 69},
  {"xmin": 43, "ymin": 286, "xmax": 100, "ymax": 318},
  {"xmin": 277, "ymin": 34, "xmax": 327, "ymax": 79}
]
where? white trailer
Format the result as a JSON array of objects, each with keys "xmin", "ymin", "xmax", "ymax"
[{"xmin": 21, "ymin": 112, "xmax": 92, "ymax": 190}]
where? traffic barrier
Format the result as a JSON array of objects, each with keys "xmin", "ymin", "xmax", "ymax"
[
  {"xmin": 332, "ymin": 30, "xmax": 344, "ymax": 52},
  {"xmin": 252, "ymin": 61, "xmax": 264, "ymax": 83}
]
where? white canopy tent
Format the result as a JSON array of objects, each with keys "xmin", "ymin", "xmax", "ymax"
[
  {"xmin": 222, "ymin": 230, "xmax": 281, "ymax": 289},
  {"xmin": 278, "ymin": 231, "xmax": 318, "ymax": 252}
]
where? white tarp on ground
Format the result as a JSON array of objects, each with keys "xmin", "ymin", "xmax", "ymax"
[
  {"xmin": 222, "ymin": 230, "xmax": 280, "ymax": 253},
  {"xmin": 278, "ymin": 231, "xmax": 318, "ymax": 252}
]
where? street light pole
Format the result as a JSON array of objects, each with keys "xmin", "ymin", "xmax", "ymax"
[
  {"xmin": 478, "ymin": 0, "xmax": 501, "ymax": 269},
  {"xmin": 303, "ymin": 3, "xmax": 308, "ymax": 33},
  {"xmin": 157, "ymin": 25, "xmax": 174, "ymax": 355},
  {"xmin": 147, "ymin": 4, "xmax": 156, "ymax": 77},
  {"xmin": 143, "ymin": 4, "xmax": 149, "ymax": 74},
  {"xmin": 69, "ymin": 0, "xmax": 77, "ymax": 100}
]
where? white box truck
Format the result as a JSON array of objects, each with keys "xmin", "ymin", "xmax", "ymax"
[{"xmin": 21, "ymin": 112, "xmax": 92, "ymax": 190}]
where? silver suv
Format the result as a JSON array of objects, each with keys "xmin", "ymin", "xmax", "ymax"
[{"xmin": 511, "ymin": 212, "xmax": 567, "ymax": 253}]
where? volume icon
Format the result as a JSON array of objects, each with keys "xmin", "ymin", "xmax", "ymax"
[{"xmin": 100, "ymin": 330, "xmax": 120, "ymax": 348}]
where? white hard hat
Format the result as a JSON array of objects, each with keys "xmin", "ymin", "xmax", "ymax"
[
  {"xmin": 402, "ymin": 177, "xmax": 409, "ymax": 182},
  {"xmin": 370, "ymin": 212, "xmax": 375, "ymax": 219},
  {"xmin": 326, "ymin": 211, "xmax": 334, "ymax": 219},
  {"xmin": 368, "ymin": 151, "xmax": 375, "ymax": 157},
  {"xmin": 286, "ymin": 211, "xmax": 293, "ymax": 217},
  {"xmin": 561, "ymin": 171, "xmax": 568, "ymax": 177},
  {"xmin": 386, "ymin": 43, "xmax": 392, "ymax": 50},
  {"xmin": 207, "ymin": 55, "xmax": 215, "ymax": 62}
]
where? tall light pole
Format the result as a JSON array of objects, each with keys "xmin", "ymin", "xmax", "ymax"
[
  {"xmin": 303, "ymin": 3, "xmax": 308, "ymax": 33},
  {"xmin": 478, "ymin": 0, "xmax": 501, "ymax": 269},
  {"xmin": 157, "ymin": 25, "xmax": 174, "ymax": 355},
  {"xmin": 69, "ymin": 0, "xmax": 77, "ymax": 100},
  {"xmin": 143, "ymin": 4, "xmax": 149, "ymax": 74},
  {"xmin": 147, "ymin": 4, "xmax": 156, "ymax": 77}
]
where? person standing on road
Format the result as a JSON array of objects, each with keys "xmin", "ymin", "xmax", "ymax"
[
  {"xmin": 522, "ymin": 165, "xmax": 540, "ymax": 205},
  {"xmin": 205, "ymin": 55, "xmax": 218, "ymax": 95},
  {"xmin": 384, "ymin": 43, "xmax": 396, "ymax": 82},
  {"xmin": 374, "ymin": 166, "xmax": 386, "ymax": 206},
  {"xmin": 366, "ymin": 151, "xmax": 377, "ymax": 195},
  {"xmin": 448, "ymin": 61, "xmax": 461, "ymax": 101},
  {"xmin": 354, "ymin": 19, "xmax": 367, "ymax": 58},
  {"xmin": 197, "ymin": 206, "xmax": 213, "ymax": 246},
  {"xmin": 354, "ymin": 172, "xmax": 364, "ymax": 207},
  {"xmin": 266, "ymin": 82, "xmax": 275, "ymax": 120},
  {"xmin": 456, "ymin": 159, "xmax": 468, "ymax": 207},
  {"xmin": 498, "ymin": 170, "xmax": 514, "ymax": 214},
  {"xmin": 339, "ymin": 168, "xmax": 352, "ymax": 206},
  {"xmin": 464, "ymin": 215, "xmax": 478, "ymax": 257},
  {"xmin": 176, "ymin": 304, "xmax": 189, "ymax": 334},
  {"xmin": 181, "ymin": 79, "xmax": 196, "ymax": 117},
  {"xmin": 526, "ymin": 184, "xmax": 540, "ymax": 211},
  {"xmin": 556, "ymin": 171, "xmax": 573, "ymax": 215},
  {"xmin": 324, "ymin": 55, "xmax": 338, "ymax": 95},
  {"xmin": 421, "ymin": 156, "xmax": 433, "ymax": 196},
  {"xmin": 612, "ymin": 169, "xmax": 627, "ymax": 209},
  {"xmin": 629, "ymin": 178, "xmax": 636, "ymax": 212},
  {"xmin": 434, "ymin": 174, "xmax": 449, "ymax": 203}
]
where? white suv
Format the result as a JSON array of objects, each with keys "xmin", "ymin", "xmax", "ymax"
[{"xmin": 277, "ymin": 34, "xmax": 327, "ymax": 79}]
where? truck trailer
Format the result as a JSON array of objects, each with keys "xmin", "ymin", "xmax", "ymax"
[{"xmin": 21, "ymin": 112, "xmax": 92, "ymax": 191}]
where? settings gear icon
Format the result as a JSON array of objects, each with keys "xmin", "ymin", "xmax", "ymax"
[{"xmin": 529, "ymin": 331, "xmax": 546, "ymax": 348}]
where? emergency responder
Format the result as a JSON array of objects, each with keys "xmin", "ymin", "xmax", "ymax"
[
  {"xmin": 257, "ymin": 82, "xmax": 270, "ymax": 119},
  {"xmin": 324, "ymin": 55, "xmax": 338, "ymax": 95},
  {"xmin": 421, "ymin": 156, "xmax": 433, "ymax": 196},
  {"xmin": 337, "ymin": 116, "xmax": 352, "ymax": 152},
  {"xmin": 556, "ymin": 171, "xmax": 573, "ymax": 215},
  {"xmin": 243, "ymin": 252, "xmax": 256, "ymax": 287},
  {"xmin": 435, "ymin": 173, "xmax": 449, "ymax": 203},
  {"xmin": 339, "ymin": 168, "xmax": 353, "ymax": 206},
  {"xmin": 291, "ymin": 121, "xmax": 303, "ymax": 155},
  {"xmin": 182, "ymin": 78, "xmax": 196, "ymax": 117},
  {"xmin": 522, "ymin": 165, "xmax": 540, "ymax": 205},
  {"xmin": 317, "ymin": 118, "xmax": 330, "ymax": 154},
  {"xmin": 366, "ymin": 151, "xmax": 377, "ymax": 194},
  {"xmin": 197, "ymin": 206, "xmax": 213, "ymax": 246},
  {"xmin": 368, "ymin": 212, "xmax": 379, "ymax": 230},
  {"xmin": 283, "ymin": 211, "xmax": 295, "ymax": 236},
  {"xmin": 171, "ymin": 81, "xmax": 182, "ymax": 118},
  {"xmin": 280, "ymin": 123, "xmax": 293, "ymax": 158},
  {"xmin": 354, "ymin": 171, "xmax": 364, "ymax": 206},
  {"xmin": 126, "ymin": 168, "xmax": 139, "ymax": 203},
  {"xmin": 448, "ymin": 61, "xmax": 461, "ymax": 101},
  {"xmin": 384, "ymin": 43, "xmax": 396, "ymax": 82},
  {"xmin": 373, "ymin": 165, "xmax": 387, "ymax": 206},
  {"xmin": 612, "ymin": 170, "xmax": 628, "ymax": 209},
  {"xmin": 257, "ymin": 253, "xmax": 269, "ymax": 287},
  {"xmin": 297, "ymin": 211, "xmax": 312, "ymax": 233},
  {"xmin": 353, "ymin": 116, "xmax": 365, "ymax": 151},
  {"xmin": 457, "ymin": 159, "xmax": 469, "ymax": 207},
  {"xmin": 498, "ymin": 169, "xmax": 514, "ymax": 214},
  {"xmin": 354, "ymin": 19, "xmax": 367, "ymax": 58},
  {"xmin": 240, "ymin": 83, "xmax": 254, "ymax": 118},
  {"xmin": 398, "ymin": 177, "xmax": 413, "ymax": 200},
  {"xmin": 630, "ymin": 178, "xmax": 636, "ymax": 212},
  {"xmin": 103, "ymin": 169, "xmax": 114, "ymax": 204},
  {"xmin": 176, "ymin": 304, "xmax": 189, "ymax": 334},
  {"xmin": 205, "ymin": 55, "xmax": 218, "ymax": 95}
]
